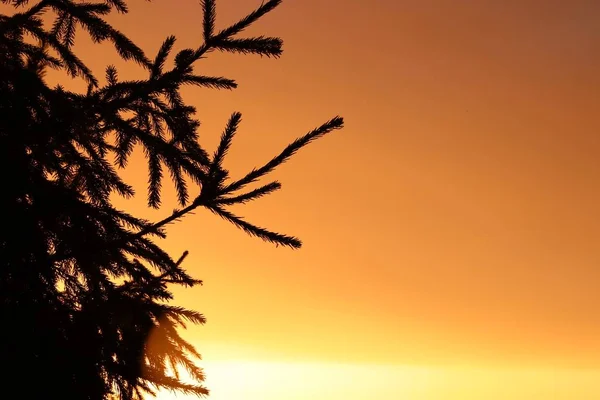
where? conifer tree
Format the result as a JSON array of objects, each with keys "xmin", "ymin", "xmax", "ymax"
[{"xmin": 0, "ymin": 0, "xmax": 343, "ymax": 398}]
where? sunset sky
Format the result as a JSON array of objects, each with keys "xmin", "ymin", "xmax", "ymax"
[{"xmin": 14, "ymin": 0, "xmax": 600, "ymax": 398}]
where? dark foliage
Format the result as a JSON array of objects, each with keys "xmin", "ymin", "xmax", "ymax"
[{"xmin": 0, "ymin": 0, "xmax": 343, "ymax": 399}]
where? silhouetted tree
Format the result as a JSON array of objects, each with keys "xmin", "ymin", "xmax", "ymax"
[{"xmin": 0, "ymin": 0, "xmax": 343, "ymax": 398}]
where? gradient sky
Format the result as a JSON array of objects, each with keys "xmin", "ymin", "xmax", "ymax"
[{"xmin": 14, "ymin": 0, "xmax": 600, "ymax": 398}]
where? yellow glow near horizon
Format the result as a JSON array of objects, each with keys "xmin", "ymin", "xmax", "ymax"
[{"xmin": 151, "ymin": 360, "xmax": 600, "ymax": 400}]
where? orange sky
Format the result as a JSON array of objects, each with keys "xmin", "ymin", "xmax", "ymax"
[{"xmin": 8, "ymin": 0, "xmax": 600, "ymax": 398}]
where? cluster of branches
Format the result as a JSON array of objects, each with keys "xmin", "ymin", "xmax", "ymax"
[{"xmin": 0, "ymin": 0, "xmax": 343, "ymax": 399}]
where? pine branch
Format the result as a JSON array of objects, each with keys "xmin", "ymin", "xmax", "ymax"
[
  {"xmin": 224, "ymin": 116, "xmax": 344, "ymax": 193},
  {"xmin": 51, "ymin": 0, "xmax": 151, "ymax": 66},
  {"xmin": 141, "ymin": 368, "xmax": 209, "ymax": 397},
  {"xmin": 105, "ymin": 64, "xmax": 118, "ymax": 84},
  {"xmin": 206, "ymin": 204, "xmax": 302, "ymax": 248},
  {"xmin": 201, "ymin": 0, "xmax": 216, "ymax": 41},
  {"xmin": 110, "ymin": 28, "xmax": 151, "ymax": 67},
  {"xmin": 213, "ymin": 36, "xmax": 283, "ymax": 58},
  {"xmin": 75, "ymin": 2, "xmax": 112, "ymax": 15},
  {"xmin": 61, "ymin": 15, "xmax": 76, "ymax": 48},
  {"xmin": 210, "ymin": 112, "xmax": 241, "ymax": 176},
  {"xmin": 2, "ymin": 0, "xmax": 49, "ymax": 24},
  {"xmin": 151, "ymin": 35, "xmax": 176, "ymax": 77},
  {"xmin": 217, "ymin": 181, "xmax": 281, "ymax": 205},
  {"xmin": 212, "ymin": 0, "xmax": 282, "ymax": 40},
  {"xmin": 163, "ymin": 155, "xmax": 189, "ymax": 206},
  {"xmin": 104, "ymin": 0, "xmax": 128, "ymax": 13},
  {"xmin": 17, "ymin": 16, "xmax": 99, "ymax": 85},
  {"xmin": 50, "ymin": 1, "xmax": 111, "ymax": 42},
  {"xmin": 144, "ymin": 148, "xmax": 162, "ymax": 208},
  {"xmin": 180, "ymin": 74, "xmax": 237, "ymax": 89},
  {"xmin": 127, "ymin": 199, "xmax": 205, "ymax": 244},
  {"xmin": 163, "ymin": 305, "xmax": 206, "ymax": 327},
  {"xmin": 174, "ymin": 250, "xmax": 189, "ymax": 266},
  {"xmin": 51, "ymin": 10, "xmax": 68, "ymax": 37}
]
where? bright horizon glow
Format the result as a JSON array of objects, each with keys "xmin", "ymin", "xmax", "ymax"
[{"xmin": 151, "ymin": 360, "xmax": 600, "ymax": 400}]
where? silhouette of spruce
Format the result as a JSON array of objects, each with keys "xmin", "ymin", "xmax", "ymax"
[{"xmin": 0, "ymin": 0, "xmax": 343, "ymax": 398}]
